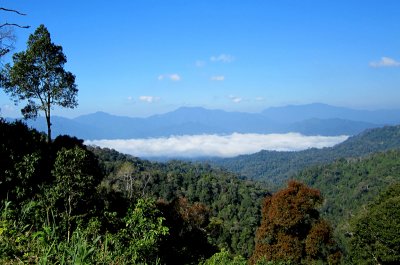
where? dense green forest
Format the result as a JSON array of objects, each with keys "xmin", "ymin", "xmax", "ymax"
[
  {"xmin": 210, "ymin": 125, "xmax": 400, "ymax": 186},
  {"xmin": 296, "ymin": 150, "xmax": 400, "ymax": 262},
  {"xmin": 2, "ymin": 118, "xmax": 399, "ymax": 264},
  {"xmin": 90, "ymin": 146, "xmax": 269, "ymax": 258},
  {"xmin": 0, "ymin": 119, "xmax": 269, "ymax": 264},
  {"xmin": 1, "ymin": 23, "xmax": 399, "ymax": 264}
]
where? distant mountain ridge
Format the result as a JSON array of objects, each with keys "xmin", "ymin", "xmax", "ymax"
[
  {"xmin": 262, "ymin": 103, "xmax": 400, "ymax": 124},
  {"xmin": 8, "ymin": 103, "xmax": 400, "ymax": 140}
]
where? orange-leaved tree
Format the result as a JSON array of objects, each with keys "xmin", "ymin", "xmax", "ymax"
[{"xmin": 250, "ymin": 180, "xmax": 341, "ymax": 265}]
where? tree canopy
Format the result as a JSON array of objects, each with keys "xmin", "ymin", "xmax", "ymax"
[
  {"xmin": 250, "ymin": 181, "xmax": 341, "ymax": 265},
  {"xmin": 349, "ymin": 183, "xmax": 400, "ymax": 264},
  {"xmin": 1, "ymin": 24, "xmax": 77, "ymax": 142}
]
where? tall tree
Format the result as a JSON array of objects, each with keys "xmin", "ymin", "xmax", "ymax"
[
  {"xmin": 250, "ymin": 180, "xmax": 341, "ymax": 265},
  {"xmin": 50, "ymin": 146, "xmax": 102, "ymax": 242},
  {"xmin": 1, "ymin": 24, "xmax": 77, "ymax": 142}
]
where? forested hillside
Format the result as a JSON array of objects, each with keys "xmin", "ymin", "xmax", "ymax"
[
  {"xmin": 0, "ymin": 119, "xmax": 268, "ymax": 264},
  {"xmin": 90, "ymin": 146, "xmax": 269, "ymax": 258},
  {"xmin": 297, "ymin": 149, "xmax": 400, "ymax": 225},
  {"xmin": 295, "ymin": 150, "xmax": 400, "ymax": 261},
  {"xmin": 2, "ymin": 5, "xmax": 400, "ymax": 264},
  {"xmin": 210, "ymin": 125, "xmax": 400, "ymax": 185},
  {"xmin": 1, "ymin": 118, "xmax": 399, "ymax": 264}
]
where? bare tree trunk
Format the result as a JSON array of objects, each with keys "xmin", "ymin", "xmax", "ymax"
[
  {"xmin": 46, "ymin": 95, "xmax": 51, "ymax": 143},
  {"xmin": 46, "ymin": 114, "xmax": 51, "ymax": 143},
  {"xmin": 141, "ymin": 173, "xmax": 151, "ymax": 197},
  {"xmin": 67, "ymin": 194, "xmax": 72, "ymax": 242}
]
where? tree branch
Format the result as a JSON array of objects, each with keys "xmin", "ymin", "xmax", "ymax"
[
  {"xmin": 0, "ymin": 7, "xmax": 27, "ymax": 16},
  {"xmin": 0, "ymin": 23, "xmax": 30, "ymax": 29}
]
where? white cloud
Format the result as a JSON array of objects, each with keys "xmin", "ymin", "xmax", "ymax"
[
  {"xmin": 255, "ymin": 97, "xmax": 265, "ymax": 101},
  {"xmin": 195, "ymin": 60, "xmax": 206, "ymax": 67},
  {"xmin": 1, "ymin": 104, "xmax": 14, "ymax": 112},
  {"xmin": 158, "ymin": 74, "xmax": 181, "ymax": 81},
  {"xmin": 211, "ymin": 75, "xmax": 225, "ymax": 81},
  {"xmin": 139, "ymin": 96, "xmax": 160, "ymax": 103},
  {"xmin": 1, "ymin": 104, "xmax": 16, "ymax": 116},
  {"xmin": 229, "ymin": 95, "xmax": 242, "ymax": 103},
  {"xmin": 127, "ymin": 96, "xmax": 133, "ymax": 101},
  {"xmin": 85, "ymin": 133, "xmax": 348, "ymax": 158},
  {"xmin": 210, "ymin": 54, "xmax": 235, "ymax": 63},
  {"xmin": 170, "ymin": 74, "xmax": 181, "ymax": 81},
  {"xmin": 369, "ymin": 57, "xmax": 400, "ymax": 68}
]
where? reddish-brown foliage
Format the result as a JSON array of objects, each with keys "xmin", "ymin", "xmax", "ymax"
[
  {"xmin": 268, "ymin": 180, "xmax": 322, "ymax": 228},
  {"xmin": 305, "ymin": 220, "xmax": 332, "ymax": 257},
  {"xmin": 250, "ymin": 181, "xmax": 341, "ymax": 265}
]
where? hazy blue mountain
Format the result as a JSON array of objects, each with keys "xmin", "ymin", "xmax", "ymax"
[
  {"xmin": 262, "ymin": 103, "xmax": 400, "ymax": 124},
  {"xmin": 9, "ymin": 103, "xmax": 400, "ymax": 140},
  {"xmin": 69, "ymin": 107, "xmax": 282, "ymax": 138},
  {"xmin": 24, "ymin": 116, "xmax": 101, "ymax": 139},
  {"xmin": 145, "ymin": 107, "xmax": 283, "ymax": 134},
  {"xmin": 289, "ymin": 118, "xmax": 377, "ymax": 136},
  {"xmin": 73, "ymin": 111, "xmax": 146, "ymax": 138}
]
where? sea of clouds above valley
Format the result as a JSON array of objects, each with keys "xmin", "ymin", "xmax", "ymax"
[{"xmin": 85, "ymin": 133, "xmax": 348, "ymax": 158}]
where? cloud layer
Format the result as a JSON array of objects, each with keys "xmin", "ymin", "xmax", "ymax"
[
  {"xmin": 139, "ymin": 96, "xmax": 160, "ymax": 103},
  {"xmin": 85, "ymin": 133, "xmax": 348, "ymax": 158},
  {"xmin": 369, "ymin": 57, "xmax": 400, "ymax": 67},
  {"xmin": 211, "ymin": 75, "xmax": 225, "ymax": 81},
  {"xmin": 158, "ymin": 74, "xmax": 181, "ymax": 81},
  {"xmin": 229, "ymin": 95, "xmax": 242, "ymax": 103},
  {"xmin": 210, "ymin": 54, "xmax": 235, "ymax": 63}
]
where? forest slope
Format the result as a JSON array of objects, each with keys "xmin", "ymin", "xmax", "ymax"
[
  {"xmin": 2, "ymin": 119, "xmax": 399, "ymax": 263},
  {"xmin": 209, "ymin": 125, "xmax": 400, "ymax": 185},
  {"xmin": 89, "ymin": 146, "xmax": 269, "ymax": 258},
  {"xmin": 0, "ymin": 119, "xmax": 268, "ymax": 263},
  {"xmin": 295, "ymin": 150, "xmax": 400, "ymax": 259},
  {"xmin": 297, "ymin": 150, "xmax": 400, "ymax": 224}
]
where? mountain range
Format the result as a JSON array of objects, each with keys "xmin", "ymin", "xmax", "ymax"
[{"xmin": 8, "ymin": 103, "xmax": 400, "ymax": 140}]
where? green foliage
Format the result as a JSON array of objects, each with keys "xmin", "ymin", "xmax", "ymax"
[
  {"xmin": 0, "ymin": 200, "xmax": 53, "ymax": 264},
  {"xmin": 0, "ymin": 119, "xmax": 48, "ymax": 202},
  {"xmin": 48, "ymin": 146, "xmax": 102, "ymax": 242},
  {"xmin": 13, "ymin": 118, "xmax": 400, "ymax": 264},
  {"xmin": 199, "ymin": 249, "xmax": 247, "ymax": 265},
  {"xmin": 1, "ymin": 116, "xmax": 400, "ymax": 264},
  {"xmin": 1, "ymin": 24, "xmax": 77, "ymax": 142},
  {"xmin": 117, "ymin": 198, "xmax": 169, "ymax": 264},
  {"xmin": 51, "ymin": 146, "xmax": 100, "ymax": 207},
  {"xmin": 298, "ymin": 149, "xmax": 400, "ymax": 222},
  {"xmin": 348, "ymin": 183, "xmax": 400, "ymax": 264},
  {"xmin": 296, "ymin": 149, "xmax": 400, "ymax": 259},
  {"xmin": 158, "ymin": 197, "xmax": 217, "ymax": 264},
  {"xmin": 62, "ymin": 229, "xmax": 100, "ymax": 265},
  {"xmin": 93, "ymin": 147, "xmax": 269, "ymax": 258},
  {"xmin": 0, "ymin": 197, "xmax": 169, "ymax": 264}
]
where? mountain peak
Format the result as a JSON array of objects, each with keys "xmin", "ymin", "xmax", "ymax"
[
  {"xmin": 76, "ymin": 111, "xmax": 113, "ymax": 119},
  {"xmin": 173, "ymin": 106, "xmax": 209, "ymax": 112}
]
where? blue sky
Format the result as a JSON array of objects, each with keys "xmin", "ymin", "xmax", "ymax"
[{"xmin": 1, "ymin": 0, "xmax": 400, "ymax": 118}]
